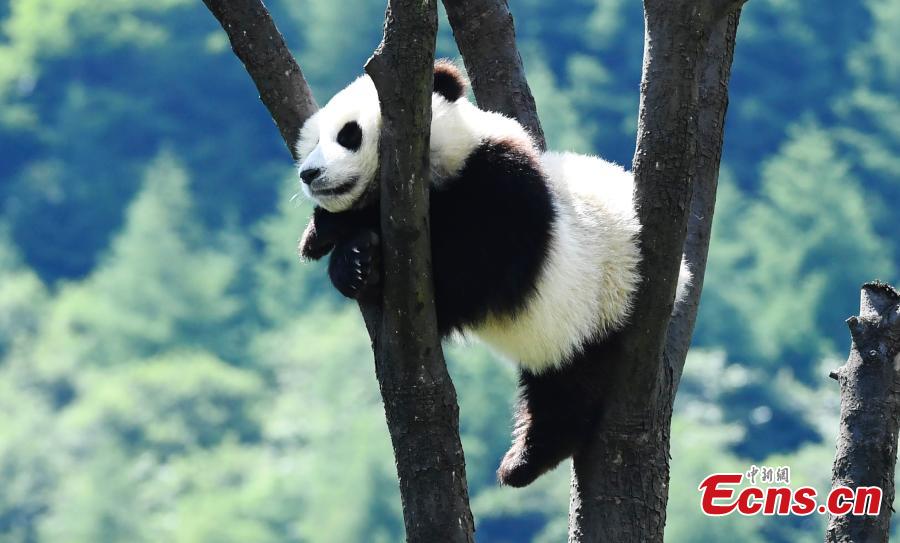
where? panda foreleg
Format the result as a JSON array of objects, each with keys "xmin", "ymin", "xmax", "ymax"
[
  {"xmin": 327, "ymin": 230, "xmax": 382, "ymax": 300},
  {"xmin": 299, "ymin": 214, "xmax": 335, "ymax": 261},
  {"xmin": 301, "ymin": 205, "xmax": 380, "ymax": 261}
]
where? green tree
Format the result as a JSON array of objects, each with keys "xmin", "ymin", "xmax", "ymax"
[
  {"xmin": 32, "ymin": 153, "xmax": 242, "ymax": 374},
  {"xmin": 697, "ymin": 122, "xmax": 895, "ymax": 379}
]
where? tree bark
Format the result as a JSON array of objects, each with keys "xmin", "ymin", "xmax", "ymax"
[
  {"xmin": 361, "ymin": 1, "xmax": 475, "ymax": 541},
  {"xmin": 568, "ymin": 4, "xmax": 744, "ymax": 542},
  {"xmin": 201, "ymin": 0, "xmax": 317, "ymax": 160},
  {"xmin": 825, "ymin": 282, "xmax": 900, "ymax": 543},
  {"xmin": 204, "ymin": 1, "xmax": 475, "ymax": 540},
  {"xmin": 666, "ymin": 10, "xmax": 742, "ymax": 391},
  {"xmin": 441, "ymin": 0, "xmax": 546, "ymax": 150}
]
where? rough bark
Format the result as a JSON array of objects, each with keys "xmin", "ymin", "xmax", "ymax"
[
  {"xmin": 204, "ymin": 1, "xmax": 474, "ymax": 540},
  {"xmin": 441, "ymin": 0, "xmax": 546, "ymax": 150},
  {"xmin": 202, "ymin": 0, "xmax": 317, "ymax": 160},
  {"xmin": 361, "ymin": 1, "xmax": 475, "ymax": 540},
  {"xmin": 666, "ymin": 10, "xmax": 742, "ymax": 390},
  {"xmin": 825, "ymin": 282, "xmax": 900, "ymax": 543},
  {"xmin": 567, "ymin": 4, "xmax": 743, "ymax": 542}
]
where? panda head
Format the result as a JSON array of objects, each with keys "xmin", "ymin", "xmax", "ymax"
[{"xmin": 296, "ymin": 61, "xmax": 470, "ymax": 212}]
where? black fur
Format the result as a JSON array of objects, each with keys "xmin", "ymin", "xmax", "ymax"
[
  {"xmin": 497, "ymin": 335, "xmax": 621, "ymax": 487},
  {"xmin": 328, "ymin": 230, "xmax": 380, "ymax": 299},
  {"xmin": 433, "ymin": 62, "xmax": 466, "ymax": 102},
  {"xmin": 299, "ymin": 205, "xmax": 378, "ymax": 261},
  {"xmin": 305, "ymin": 139, "xmax": 554, "ymax": 335},
  {"xmin": 337, "ymin": 121, "xmax": 362, "ymax": 151},
  {"xmin": 430, "ymin": 140, "xmax": 555, "ymax": 335}
]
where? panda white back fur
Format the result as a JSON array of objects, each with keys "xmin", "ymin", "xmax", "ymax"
[{"xmin": 297, "ymin": 61, "xmax": 689, "ymax": 487}]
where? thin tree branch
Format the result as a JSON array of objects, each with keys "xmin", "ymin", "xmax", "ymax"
[
  {"xmin": 202, "ymin": 0, "xmax": 317, "ymax": 160},
  {"xmin": 826, "ymin": 282, "xmax": 900, "ymax": 543},
  {"xmin": 363, "ymin": 1, "xmax": 475, "ymax": 541},
  {"xmin": 441, "ymin": 0, "xmax": 546, "ymax": 150},
  {"xmin": 666, "ymin": 10, "xmax": 742, "ymax": 391}
]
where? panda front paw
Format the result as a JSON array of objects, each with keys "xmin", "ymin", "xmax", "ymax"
[{"xmin": 328, "ymin": 230, "xmax": 381, "ymax": 300}]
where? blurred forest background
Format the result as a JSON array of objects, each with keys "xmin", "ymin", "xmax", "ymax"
[{"xmin": 0, "ymin": 0, "xmax": 898, "ymax": 541}]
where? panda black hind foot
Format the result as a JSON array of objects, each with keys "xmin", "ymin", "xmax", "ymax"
[
  {"xmin": 497, "ymin": 361, "xmax": 607, "ymax": 487},
  {"xmin": 496, "ymin": 411, "xmax": 586, "ymax": 488},
  {"xmin": 328, "ymin": 230, "xmax": 381, "ymax": 300}
]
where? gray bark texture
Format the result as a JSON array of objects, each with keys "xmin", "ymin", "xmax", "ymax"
[
  {"xmin": 362, "ymin": 0, "xmax": 475, "ymax": 540},
  {"xmin": 665, "ymin": 11, "xmax": 741, "ymax": 385},
  {"xmin": 826, "ymin": 282, "xmax": 900, "ymax": 543},
  {"xmin": 205, "ymin": 1, "xmax": 475, "ymax": 540},
  {"xmin": 201, "ymin": 0, "xmax": 317, "ymax": 160},
  {"xmin": 441, "ymin": 0, "xmax": 546, "ymax": 150}
]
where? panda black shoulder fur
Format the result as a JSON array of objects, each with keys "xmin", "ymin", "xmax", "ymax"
[{"xmin": 296, "ymin": 61, "xmax": 690, "ymax": 488}]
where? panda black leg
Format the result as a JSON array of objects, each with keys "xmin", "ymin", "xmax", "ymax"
[
  {"xmin": 497, "ymin": 339, "xmax": 617, "ymax": 488},
  {"xmin": 497, "ymin": 369, "xmax": 594, "ymax": 487},
  {"xmin": 328, "ymin": 230, "xmax": 381, "ymax": 300}
]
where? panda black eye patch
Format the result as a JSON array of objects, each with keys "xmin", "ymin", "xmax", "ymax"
[{"xmin": 337, "ymin": 121, "xmax": 363, "ymax": 151}]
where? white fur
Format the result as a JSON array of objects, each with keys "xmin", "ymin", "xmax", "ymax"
[
  {"xmin": 471, "ymin": 153, "xmax": 642, "ymax": 372},
  {"xmin": 296, "ymin": 74, "xmax": 537, "ymax": 209},
  {"xmin": 297, "ymin": 72, "xmax": 692, "ymax": 373},
  {"xmin": 296, "ymin": 76, "xmax": 381, "ymax": 212},
  {"xmin": 430, "ymin": 96, "xmax": 536, "ymax": 182}
]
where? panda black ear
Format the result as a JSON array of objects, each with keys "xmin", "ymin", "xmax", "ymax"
[{"xmin": 433, "ymin": 60, "xmax": 467, "ymax": 102}]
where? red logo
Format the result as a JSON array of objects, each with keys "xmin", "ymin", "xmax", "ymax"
[{"xmin": 698, "ymin": 472, "xmax": 881, "ymax": 517}]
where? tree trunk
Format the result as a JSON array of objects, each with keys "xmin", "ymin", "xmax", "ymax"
[
  {"xmin": 665, "ymin": 11, "xmax": 742, "ymax": 382},
  {"xmin": 826, "ymin": 282, "xmax": 900, "ymax": 543},
  {"xmin": 568, "ymin": 3, "xmax": 745, "ymax": 541},
  {"xmin": 361, "ymin": 0, "xmax": 475, "ymax": 540},
  {"xmin": 204, "ymin": 1, "xmax": 475, "ymax": 540}
]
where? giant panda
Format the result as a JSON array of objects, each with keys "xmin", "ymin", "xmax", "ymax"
[{"xmin": 296, "ymin": 61, "xmax": 690, "ymax": 488}]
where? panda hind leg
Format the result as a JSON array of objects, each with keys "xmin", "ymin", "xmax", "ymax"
[{"xmin": 497, "ymin": 342, "xmax": 613, "ymax": 488}]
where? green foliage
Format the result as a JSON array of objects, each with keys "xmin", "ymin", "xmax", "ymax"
[
  {"xmin": 0, "ymin": 0, "xmax": 898, "ymax": 541},
  {"xmin": 26, "ymin": 153, "xmax": 243, "ymax": 394},
  {"xmin": 697, "ymin": 123, "xmax": 895, "ymax": 379},
  {"xmin": 63, "ymin": 351, "xmax": 264, "ymax": 456}
]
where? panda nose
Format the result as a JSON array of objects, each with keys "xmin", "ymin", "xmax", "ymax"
[{"xmin": 300, "ymin": 168, "xmax": 322, "ymax": 184}]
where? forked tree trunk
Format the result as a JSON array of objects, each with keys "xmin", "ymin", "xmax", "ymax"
[
  {"xmin": 566, "ymin": 3, "xmax": 745, "ymax": 541},
  {"xmin": 204, "ymin": 0, "xmax": 748, "ymax": 540}
]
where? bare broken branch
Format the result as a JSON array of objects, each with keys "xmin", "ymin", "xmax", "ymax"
[{"xmin": 826, "ymin": 282, "xmax": 900, "ymax": 543}]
